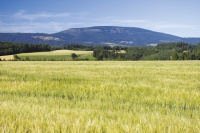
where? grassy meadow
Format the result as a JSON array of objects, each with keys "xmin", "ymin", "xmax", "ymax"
[
  {"xmin": 16, "ymin": 50, "xmax": 94, "ymax": 61},
  {"xmin": 0, "ymin": 61, "xmax": 200, "ymax": 132}
]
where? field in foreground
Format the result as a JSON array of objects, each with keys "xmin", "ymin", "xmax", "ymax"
[{"xmin": 0, "ymin": 61, "xmax": 200, "ymax": 132}]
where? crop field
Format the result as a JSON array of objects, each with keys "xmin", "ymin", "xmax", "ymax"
[
  {"xmin": 0, "ymin": 61, "xmax": 200, "ymax": 132},
  {"xmin": 0, "ymin": 50, "xmax": 94, "ymax": 61},
  {"xmin": 0, "ymin": 55, "xmax": 14, "ymax": 60},
  {"xmin": 17, "ymin": 50, "xmax": 94, "ymax": 60}
]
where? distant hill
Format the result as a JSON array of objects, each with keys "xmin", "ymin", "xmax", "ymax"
[{"xmin": 0, "ymin": 26, "xmax": 200, "ymax": 46}]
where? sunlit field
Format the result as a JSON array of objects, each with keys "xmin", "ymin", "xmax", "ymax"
[
  {"xmin": 17, "ymin": 50, "xmax": 94, "ymax": 60},
  {"xmin": 18, "ymin": 50, "xmax": 93, "ymax": 55},
  {"xmin": 0, "ymin": 50, "xmax": 94, "ymax": 61},
  {"xmin": 0, "ymin": 55, "xmax": 14, "ymax": 60},
  {"xmin": 0, "ymin": 61, "xmax": 200, "ymax": 132}
]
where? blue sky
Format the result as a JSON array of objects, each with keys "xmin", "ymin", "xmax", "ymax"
[{"xmin": 0, "ymin": 0, "xmax": 200, "ymax": 37}]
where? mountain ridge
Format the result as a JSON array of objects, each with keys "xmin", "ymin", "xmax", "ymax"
[{"xmin": 0, "ymin": 26, "xmax": 200, "ymax": 46}]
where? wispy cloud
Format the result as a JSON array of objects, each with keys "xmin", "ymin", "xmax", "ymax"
[
  {"xmin": 1, "ymin": 10, "xmax": 200, "ymax": 37},
  {"xmin": 0, "ymin": 21, "xmax": 87, "ymax": 33},
  {"xmin": 148, "ymin": 23, "xmax": 200, "ymax": 37},
  {"xmin": 153, "ymin": 24, "xmax": 197, "ymax": 29},
  {"xmin": 0, "ymin": 10, "xmax": 90, "ymax": 33},
  {"xmin": 14, "ymin": 10, "xmax": 70, "ymax": 20},
  {"xmin": 88, "ymin": 17, "xmax": 148, "ymax": 28},
  {"xmin": 0, "ymin": 21, "xmax": 61, "ymax": 33},
  {"xmin": 112, "ymin": 19, "xmax": 147, "ymax": 24},
  {"xmin": 92, "ymin": 17, "xmax": 147, "ymax": 24}
]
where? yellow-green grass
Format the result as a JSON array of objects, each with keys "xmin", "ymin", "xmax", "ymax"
[
  {"xmin": 0, "ymin": 55, "xmax": 14, "ymax": 60},
  {"xmin": 17, "ymin": 50, "xmax": 94, "ymax": 60},
  {"xmin": 18, "ymin": 50, "xmax": 93, "ymax": 55},
  {"xmin": 0, "ymin": 61, "xmax": 200, "ymax": 132}
]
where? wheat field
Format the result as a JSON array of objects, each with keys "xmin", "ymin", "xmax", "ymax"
[
  {"xmin": 0, "ymin": 55, "xmax": 14, "ymax": 60},
  {"xmin": 0, "ymin": 50, "xmax": 93, "ymax": 61},
  {"xmin": 0, "ymin": 61, "xmax": 200, "ymax": 132},
  {"xmin": 18, "ymin": 50, "xmax": 93, "ymax": 56},
  {"xmin": 17, "ymin": 50, "xmax": 93, "ymax": 61}
]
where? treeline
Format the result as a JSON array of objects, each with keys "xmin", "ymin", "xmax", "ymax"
[
  {"xmin": 53, "ymin": 44, "xmax": 127, "ymax": 51},
  {"xmin": 93, "ymin": 42, "xmax": 200, "ymax": 60},
  {"xmin": 62, "ymin": 44, "xmax": 94, "ymax": 51},
  {"xmin": 0, "ymin": 42, "xmax": 50, "ymax": 56},
  {"xmin": 93, "ymin": 47, "xmax": 126, "ymax": 60},
  {"xmin": 63, "ymin": 44, "xmax": 127, "ymax": 60},
  {"xmin": 1, "ymin": 42, "xmax": 200, "ymax": 61},
  {"xmin": 64, "ymin": 43, "xmax": 200, "ymax": 60}
]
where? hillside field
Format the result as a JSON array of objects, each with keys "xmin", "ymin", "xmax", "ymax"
[
  {"xmin": 0, "ymin": 50, "xmax": 94, "ymax": 61},
  {"xmin": 0, "ymin": 61, "xmax": 200, "ymax": 132},
  {"xmin": 0, "ymin": 55, "xmax": 14, "ymax": 60},
  {"xmin": 18, "ymin": 50, "xmax": 94, "ymax": 61}
]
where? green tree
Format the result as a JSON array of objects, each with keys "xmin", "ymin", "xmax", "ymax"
[
  {"xmin": 183, "ymin": 51, "xmax": 191, "ymax": 60},
  {"xmin": 25, "ymin": 56, "xmax": 30, "ymax": 61},
  {"xmin": 170, "ymin": 50, "xmax": 178, "ymax": 60},
  {"xmin": 96, "ymin": 54, "xmax": 103, "ymax": 60},
  {"xmin": 195, "ymin": 49, "xmax": 200, "ymax": 60},
  {"xmin": 71, "ymin": 53, "xmax": 78, "ymax": 59},
  {"xmin": 13, "ymin": 54, "xmax": 21, "ymax": 61}
]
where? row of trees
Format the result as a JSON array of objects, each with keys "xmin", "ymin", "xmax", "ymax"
[
  {"xmin": 93, "ymin": 47, "xmax": 125, "ymax": 60},
  {"xmin": 0, "ymin": 42, "xmax": 50, "ymax": 56},
  {"xmin": 62, "ymin": 44, "xmax": 94, "ymax": 51},
  {"xmin": 93, "ymin": 42, "xmax": 200, "ymax": 60},
  {"xmin": 60, "ymin": 44, "xmax": 127, "ymax": 51},
  {"xmin": 1, "ymin": 42, "xmax": 200, "ymax": 61}
]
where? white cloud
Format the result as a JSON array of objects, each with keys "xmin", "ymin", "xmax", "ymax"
[
  {"xmin": 0, "ymin": 21, "xmax": 87, "ymax": 33},
  {"xmin": 1, "ymin": 11, "xmax": 200, "ymax": 37},
  {"xmin": 154, "ymin": 24, "xmax": 197, "ymax": 30},
  {"xmin": 14, "ymin": 10, "xmax": 70, "ymax": 20},
  {"xmin": 86, "ymin": 17, "xmax": 149, "ymax": 28},
  {"xmin": 112, "ymin": 19, "xmax": 147, "ymax": 24},
  {"xmin": 146, "ymin": 23, "xmax": 200, "ymax": 37},
  {"xmin": 91, "ymin": 17, "xmax": 147, "ymax": 25},
  {"xmin": 0, "ymin": 21, "xmax": 61, "ymax": 33}
]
